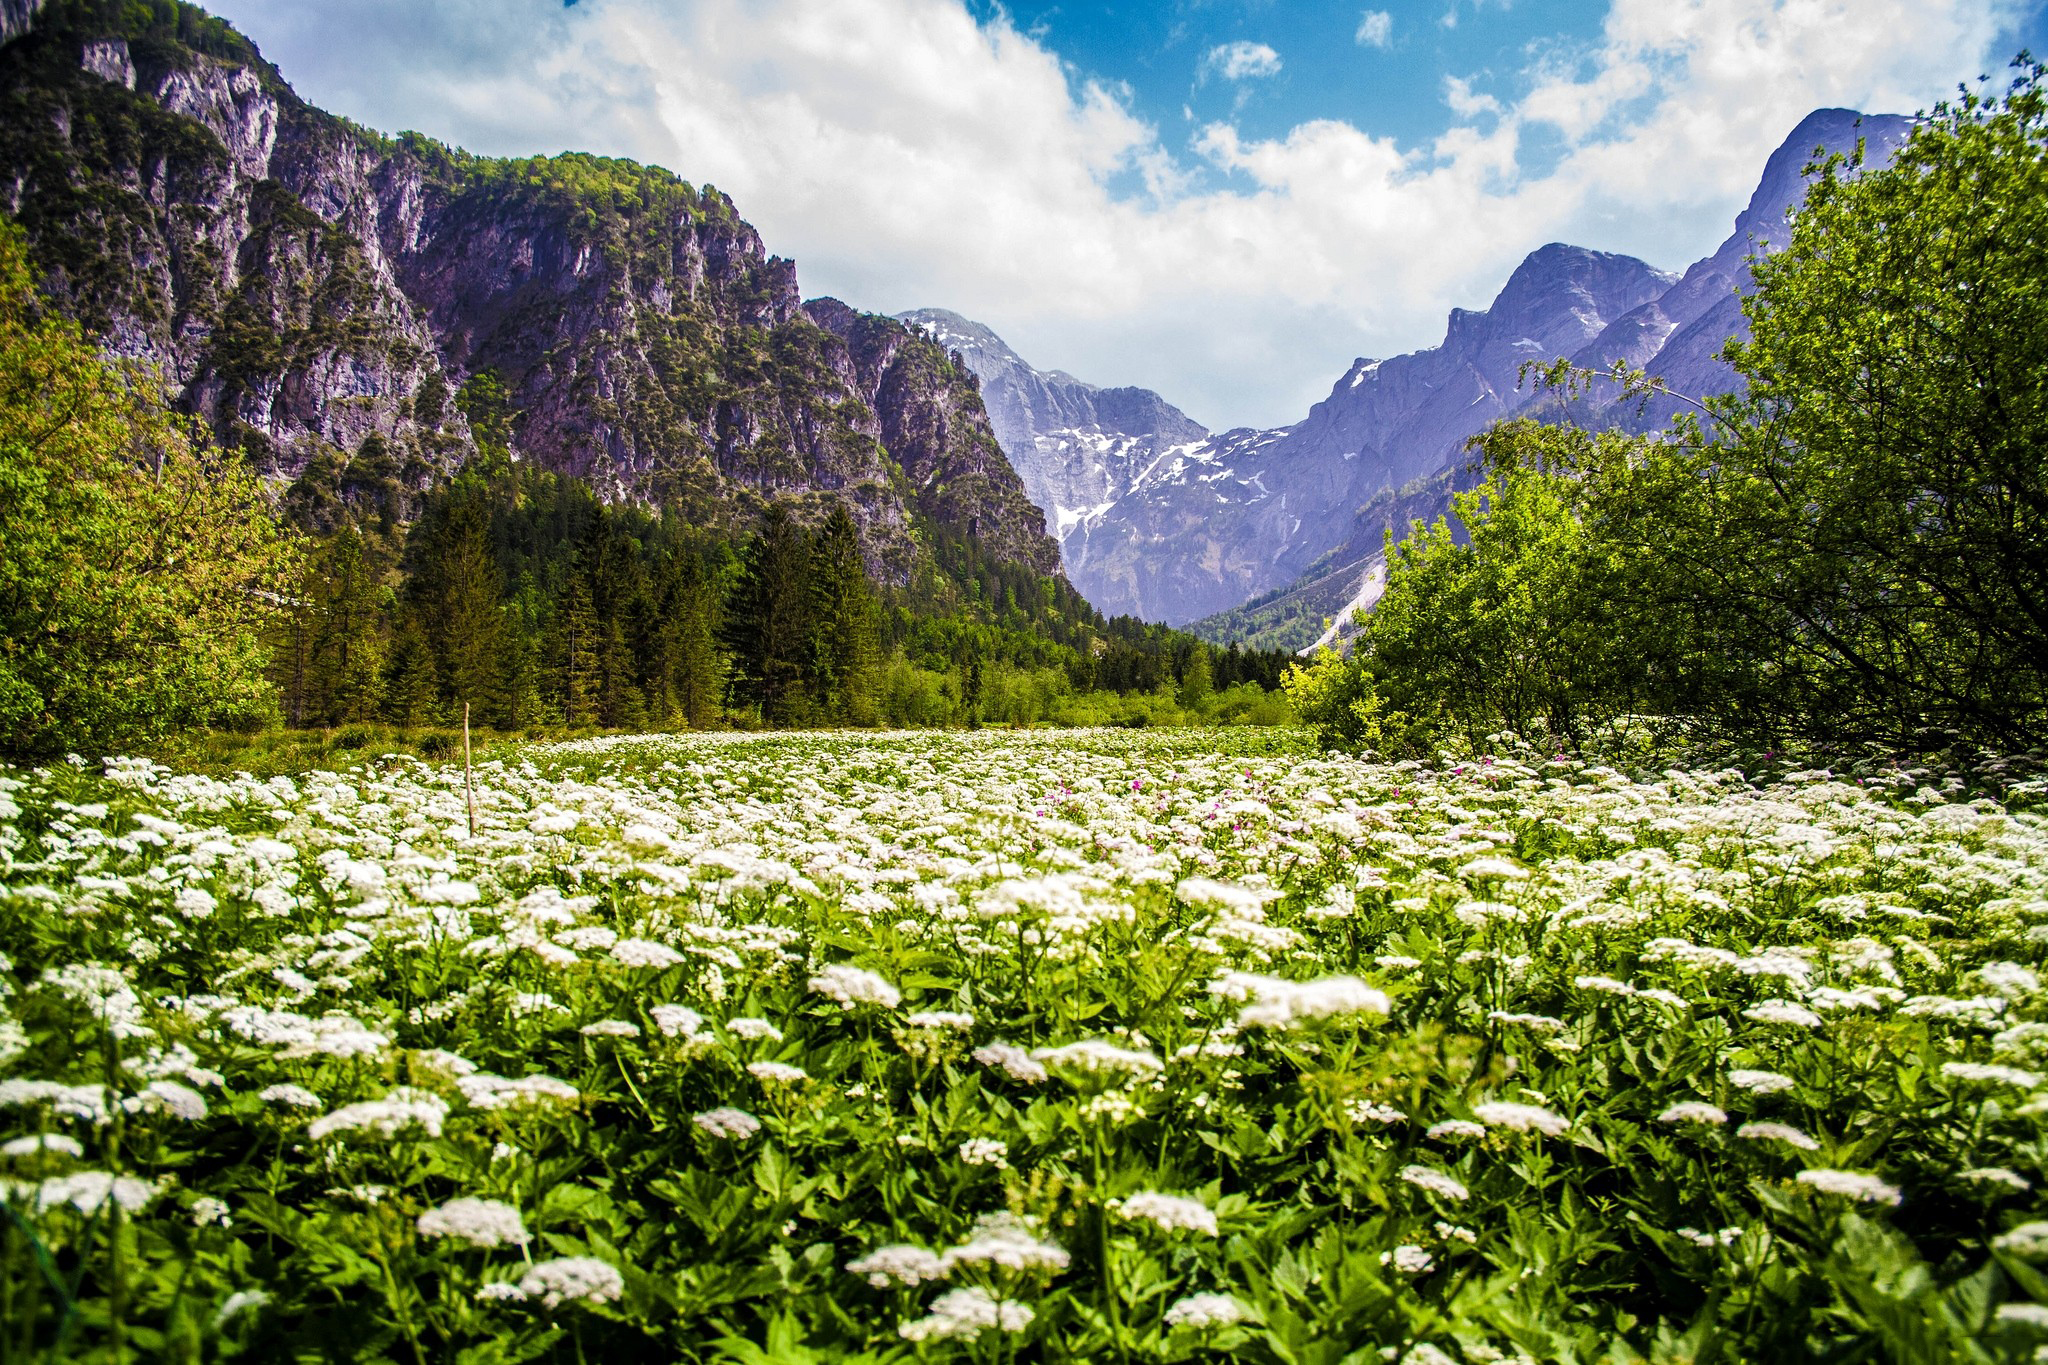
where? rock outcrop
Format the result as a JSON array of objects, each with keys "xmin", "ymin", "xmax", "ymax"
[{"xmin": 0, "ymin": 0, "xmax": 1061, "ymax": 583}]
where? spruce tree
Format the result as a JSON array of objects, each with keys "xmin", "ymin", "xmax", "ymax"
[
  {"xmin": 722, "ymin": 506, "xmax": 813, "ymax": 726},
  {"xmin": 557, "ymin": 574, "xmax": 602, "ymax": 726},
  {"xmin": 672, "ymin": 549, "xmax": 724, "ymax": 729},
  {"xmin": 381, "ymin": 617, "xmax": 442, "ymax": 727},
  {"xmin": 808, "ymin": 505, "xmax": 880, "ymax": 725},
  {"xmin": 311, "ymin": 526, "xmax": 387, "ymax": 726}
]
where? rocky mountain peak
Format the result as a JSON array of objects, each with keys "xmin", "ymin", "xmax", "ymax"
[{"xmin": 0, "ymin": 0, "xmax": 1064, "ymax": 589}]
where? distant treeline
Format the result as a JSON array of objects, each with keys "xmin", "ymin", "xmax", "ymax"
[{"xmin": 267, "ymin": 448, "xmax": 1297, "ymax": 736}]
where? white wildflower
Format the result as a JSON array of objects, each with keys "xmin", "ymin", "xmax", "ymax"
[
  {"xmin": 747, "ymin": 1061, "xmax": 809, "ymax": 1085},
  {"xmin": 807, "ymin": 964, "xmax": 902, "ymax": 1009},
  {"xmin": 1399, "ymin": 1166, "xmax": 1470, "ymax": 1201},
  {"xmin": 1728, "ymin": 1070, "xmax": 1796, "ymax": 1094},
  {"xmin": 1994, "ymin": 1221, "xmax": 2048, "ymax": 1257},
  {"xmin": 847, "ymin": 1244, "xmax": 948, "ymax": 1288},
  {"xmin": 898, "ymin": 1287, "xmax": 1032, "ymax": 1342},
  {"xmin": 1164, "ymin": 1293, "xmax": 1248, "ymax": 1329},
  {"xmin": 1676, "ymin": 1226, "xmax": 1743, "ymax": 1248},
  {"xmin": 418, "ymin": 1197, "xmax": 531, "ymax": 1248},
  {"xmin": 972, "ymin": 1042, "xmax": 1048, "ymax": 1083},
  {"xmin": 1346, "ymin": 1100, "xmax": 1406, "ymax": 1125},
  {"xmin": 1737, "ymin": 1121, "xmax": 1819, "ymax": 1151},
  {"xmin": 1112, "ymin": 1192, "xmax": 1218, "ymax": 1236},
  {"xmin": 37, "ymin": 1171, "xmax": 161, "ymax": 1213},
  {"xmin": 211, "ymin": 1289, "xmax": 269, "ymax": 1329},
  {"xmin": 1426, "ymin": 1119, "xmax": 1487, "ymax": 1141},
  {"xmin": 1, "ymin": 1133, "xmax": 84, "ymax": 1158},
  {"xmin": 1743, "ymin": 1000, "xmax": 1824, "ymax": 1029},
  {"xmin": 307, "ymin": 1088, "xmax": 449, "ymax": 1140},
  {"xmin": 515, "ymin": 1256, "xmax": 624, "ymax": 1308},
  {"xmin": 610, "ymin": 939, "xmax": 686, "ymax": 970},
  {"xmin": 1473, "ymin": 1102, "xmax": 1570, "ymax": 1136},
  {"xmin": 124, "ymin": 1080, "xmax": 208, "ymax": 1122},
  {"xmin": 457, "ymin": 1074, "xmax": 580, "ymax": 1111},
  {"xmin": 1657, "ymin": 1102, "xmax": 1729, "ymax": 1126},
  {"xmin": 257, "ymin": 1083, "xmax": 323, "ymax": 1112},
  {"xmin": 1380, "ymin": 1244, "xmax": 1435, "ymax": 1274},
  {"xmin": 958, "ymin": 1138, "xmax": 1009, "ymax": 1167},
  {"xmin": 649, "ymin": 1004, "xmax": 707, "ymax": 1039},
  {"xmin": 1796, "ymin": 1169, "xmax": 1902, "ymax": 1206},
  {"xmin": 1943, "ymin": 1061, "xmax": 2042, "ymax": 1088},
  {"xmin": 1234, "ymin": 976, "xmax": 1390, "ymax": 1030},
  {"xmin": 1030, "ymin": 1040, "xmax": 1162, "ymax": 1078},
  {"xmin": 906, "ymin": 1010, "xmax": 975, "ymax": 1030},
  {"xmin": 692, "ymin": 1107, "xmax": 763, "ymax": 1139}
]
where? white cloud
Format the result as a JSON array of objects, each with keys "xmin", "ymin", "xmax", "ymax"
[
  {"xmin": 1444, "ymin": 75, "xmax": 1501, "ymax": 118},
  {"xmin": 1355, "ymin": 10, "xmax": 1394, "ymax": 48},
  {"xmin": 206, "ymin": 0, "xmax": 2024, "ymax": 430},
  {"xmin": 1203, "ymin": 40, "xmax": 1284, "ymax": 82}
]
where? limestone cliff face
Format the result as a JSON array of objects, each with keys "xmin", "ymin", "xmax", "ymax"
[
  {"xmin": 898, "ymin": 308, "xmax": 1209, "ymax": 548},
  {"xmin": 0, "ymin": 0, "xmax": 1063, "ymax": 582}
]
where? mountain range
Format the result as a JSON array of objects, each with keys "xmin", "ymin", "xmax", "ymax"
[
  {"xmin": 2, "ymin": 0, "xmax": 1915, "ymax": 647},
  {"xmin": 908, "ymin": 107, "xmax": 1912, "ymax": 632},
  {"xmin": 0, "ymin": 0, "xmax": 1060, "ymax": 588}
]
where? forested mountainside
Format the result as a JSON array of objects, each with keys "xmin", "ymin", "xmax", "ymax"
[
  {"xmin": 0, "ymin": 0, "xmax": 1058, "ymax": 581},
  {"xmin": 0, "ymin": 0, "xmax": 1316, "ymax": 753}
]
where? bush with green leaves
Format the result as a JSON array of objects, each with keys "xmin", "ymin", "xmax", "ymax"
[
  {"xmin": 0, "ymin": 224, "xmax": 299, "ymax": 759},
  {"xmin": 1312, "ymin": 61, "xmax": 2048, "ymax": 757}
]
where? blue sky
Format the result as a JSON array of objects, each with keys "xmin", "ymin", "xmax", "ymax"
[
  {"xmin": 970, "ymin": 1, "xmax": 1611, "ymax": 187},
  {"xmin": 209, "ymin": 0, "xmax": 2048, "ymax": 429}
]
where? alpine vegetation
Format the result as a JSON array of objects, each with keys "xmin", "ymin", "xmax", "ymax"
[{"xmin": 4, "ymin": 727, "xmax": 2048, "ymax": 1359}]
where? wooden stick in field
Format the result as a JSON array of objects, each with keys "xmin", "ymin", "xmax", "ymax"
[{"xmin": 463, "ymin": 701, "xmax": 477, "ymax": 839}]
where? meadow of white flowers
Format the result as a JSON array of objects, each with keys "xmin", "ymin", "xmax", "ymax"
[{"xmin": 4, "ymin": 727, "xmax": 2048, "ymax": 1361}]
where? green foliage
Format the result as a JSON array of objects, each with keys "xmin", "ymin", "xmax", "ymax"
[
  {"xmin": 2, "ymin": 729, "xmax": 2045, "ymax": 1360},
  {"xmin": 0, "ymin": 222, "xmax": 298, "ymax": 758},
  {"xmin": 1324, "ymin": 63, "xmax": 2048, "ymax": 755},
  {"xmin": 1282, "ymin": 648, "xmax": 1386, "ymax": 752}
]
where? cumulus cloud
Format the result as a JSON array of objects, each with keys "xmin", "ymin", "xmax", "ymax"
[
  {"xmin": 1203, "ymin": 41, "xmax": 1284, "ymax": 82},
  {"xmin": 208, "ymin": 0, "xmax": 2023, "ymax": 429},
  {"xmin": 1355, "ymin": 11, "xmax": 1394, "ymax": 48},
  {"xmin": 1443, "ymin": 75, "xmax": 1501, "ymax": 118}
]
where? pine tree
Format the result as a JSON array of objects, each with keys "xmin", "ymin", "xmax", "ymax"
[
  {"xmin": 381, "ymin": 617, "xmax": 442, "ymax": 727},
  {"xmin": 557, "ymin": 574, "xmax": 602, "ymax": 726},
  {"xmin": 311, "ymin": 526, "xmax": 387, "ymax": 725},
  {"xmin": 498, "ymin": 577, "xmax": 548, "ymax": 730},
  {"xmin": 1177, "ymin": 641, "xmax": 1214, "ymax": 712},
  {"xmin": 671, "ymin": 549, "xmax": 724, "ymax": 729},
  {"xmin": 808, "ymin": 506, "xmax": 880, "ymax": 725},
  {"xmin": 722, "ymin": 506, "xmax": 813, "ymax": 726},
  {"xmin": 423, "ymin": 488, "xmax": 504, "ymax": 724}
]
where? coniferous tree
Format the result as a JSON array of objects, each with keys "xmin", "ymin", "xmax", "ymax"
[
  {"xmin": 670, "ymin": 549, "xmax": 724, "ymax": 729},
  {"xmin": 723, "ymin": 506, "xmax": 814, "ymax": 725},
  {"xmin": 382, "ymin": 617, "xmax": 442, "ymax": 727},
  {"xmin": 498, "ymin": 576, "xmax": 548, "ymax": 730},
  {"xmin": 808, "ymin": 505, "xmax": 880, "ymax": 725},
  {"xmin": 310, "ymin": 526, "xmax": 387, "ymax": 725},
  {"xmin": 418, "ymin": 485, "xmax": 504, "ymax": 723},
  {"xmin": 556, "ymin": 574, "xmax": 602, "ymax": 726}
]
